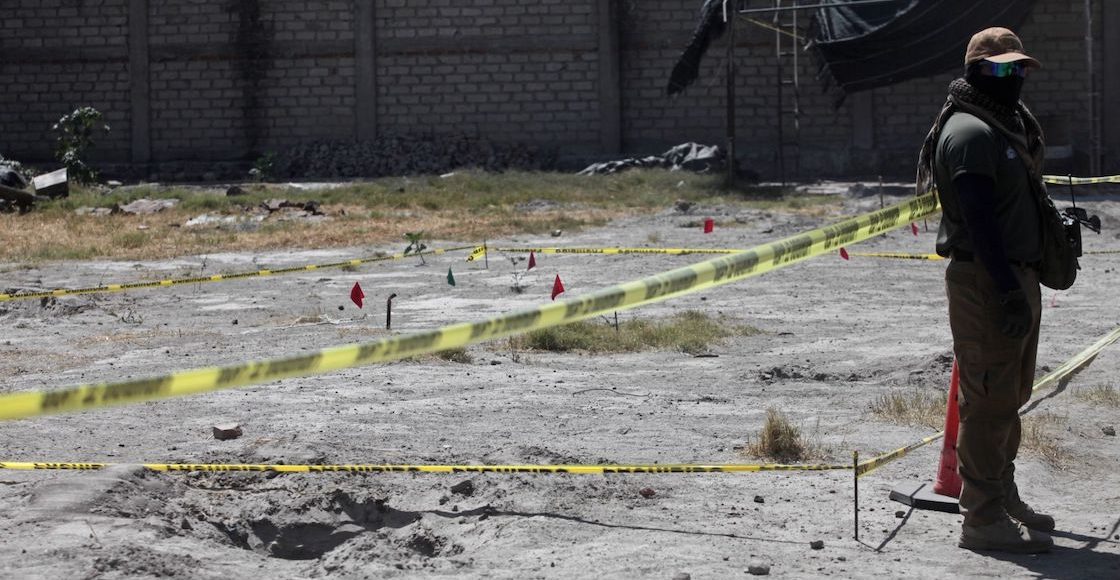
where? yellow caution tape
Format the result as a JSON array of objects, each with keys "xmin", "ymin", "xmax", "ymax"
[
  {"xmin": 466, "ymin": 245, "xmax": 741, "ymax": 262},
  {"xmin": 0, "ymin": 461, "xmax": 851, "ymax": 474},
  {"xmin": 1085, "ymin": 249, "xmax": 1120, "ymax": 255},
  {"xmin": 848, "ymin": 252, "xmax": 945, "ymax": 261},
  {"xmin": 466, "ymin": 245, "xmax": 488, "ymax": 262},
  {"xmin": 0, "ymin": 245, "xmax": 475, "ymax": 303},
  {"xmin": 0, "ymin": 193, "xmax": 940, "ymax": 423},
  {"xmin": 856, "ymin": 325, "xmax": 1120, "ymax": 477},
  {"xmin": 1042, "ymin": 174, "xmax": 1120, "ymax": 185},
  {"xmin": 490, "ymin": 247, "xmax": 743, "ymax": 256}
]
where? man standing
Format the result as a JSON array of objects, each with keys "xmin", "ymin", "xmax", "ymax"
[{"xmin": 916, "ymin": 27, "xmax": 1055, "ymax": 553}]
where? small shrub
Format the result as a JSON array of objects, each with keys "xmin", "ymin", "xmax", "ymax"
[
  {"xmin": 53, "ymin": 107, "xmax": 110, "ymax": 184},
  {"xmin": 403, "ymin": 231, "xmax": 428, "ymax": 263},
  {"xmin": 744, "ymin": 408, "xmax": 806, "ymax": 462}
]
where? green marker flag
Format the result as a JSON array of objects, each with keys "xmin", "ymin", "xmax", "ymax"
[{"xmin": 447, "ymin": 267, "xmax": 456, "ymax": 286}]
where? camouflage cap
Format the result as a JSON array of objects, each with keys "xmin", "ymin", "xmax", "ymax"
[{"xmin": 964, "ymin": 27, "xmax": 1041, "ymax": 68}]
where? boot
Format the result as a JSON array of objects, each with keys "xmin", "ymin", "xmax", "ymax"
[
  {"xmin": 959, "ymin": 514, "xmax": 1053, "ymax": 553},
  {"xmin": 1006, "ymin": 502, "xmax": 1056, "ymax": 532}
]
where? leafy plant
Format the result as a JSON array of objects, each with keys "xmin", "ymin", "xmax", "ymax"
[
  {"xmin": 250, "ymin": 152, "xmax": 277, "ymax": 182},
  {"xmin": 403, "ymin": 231, "xmax": 428, "ymax": 263},
  {"xmin": 52, "ymin": 107, "xmax": 110, "ymax": 184}
]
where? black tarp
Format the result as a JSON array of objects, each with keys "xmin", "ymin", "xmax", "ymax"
[{"xmin": 810, "ymin": 0, "xmax": 1037, "ymax": 102}]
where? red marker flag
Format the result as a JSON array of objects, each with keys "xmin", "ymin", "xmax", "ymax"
[
  {"xmin": 528, "ymin": 251, "xmax": 537, "ymax": 271},
  {"xmin": 551, "ymin": 275, "xmax": 565, "ymax": 300},
  {"xmin": 350, "ymin": 282, "xmax": 365, "ymax": 308},
  {"xmin": 911, "ymin": 222, "xmax": 919, "ymax": 237},
  {"xmin": 839, "ymin": 247, "xmax": 850, "ymax": 261},
  {"xmin": 703, "ymin": 218, "xmax": 714, "ymax": 234}
]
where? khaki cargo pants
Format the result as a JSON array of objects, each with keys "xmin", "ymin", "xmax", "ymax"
[{"xmin": 945, "ymin": 259, "xmax": 1041, "ymax": 527}]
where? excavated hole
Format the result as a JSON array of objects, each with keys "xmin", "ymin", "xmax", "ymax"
[{"xmin": 204, "ymin": 489, "xmax": 432, "ymax": 560}]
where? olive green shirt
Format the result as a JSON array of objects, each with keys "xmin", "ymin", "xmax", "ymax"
[{"xmin": 933, "ymin": 111, "xmax": 1041, "ymax": 262}]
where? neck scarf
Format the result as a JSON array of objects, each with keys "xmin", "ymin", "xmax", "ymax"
[{"xmin": 915, "ymin": 78, "xmax": 1046, "ymax": 197}]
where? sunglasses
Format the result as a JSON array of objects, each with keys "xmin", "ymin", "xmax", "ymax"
[{"xmin": 979, "ymin": 61, "xmax": 1030, "ymax": 78}]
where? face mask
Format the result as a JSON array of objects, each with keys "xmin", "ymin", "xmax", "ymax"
[{"xmin": 966, "ymin": 71, "xmax": 1024, "ymax": 107}]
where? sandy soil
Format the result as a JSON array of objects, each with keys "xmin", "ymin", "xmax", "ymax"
[{"xmin": 1, "ymin": 186, "xmax": 1118, "ymax": 579}]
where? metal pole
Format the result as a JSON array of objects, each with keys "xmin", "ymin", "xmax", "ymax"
[
  {"xmin": 853, "ymin": 450, "xmax": 860, "ymax": 541},
  {"xmin": 774, "ymin": 0, "xmax": 786, "ymax": 187},
  {"xmin": 1086, "ymin": 0, "xmax": 1100, "ymax": 175},
  {"xmin": 725, "ymin": 0, "xmax": 737, "ymax": 188},
  {"xmin": 386, "ymin": 293, "xmax": 397, "ymax": 330}
]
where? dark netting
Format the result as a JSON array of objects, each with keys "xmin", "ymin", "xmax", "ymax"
[{"xmin": 810, "ymin": 0, "xmax": 1036, "ymax": 105}]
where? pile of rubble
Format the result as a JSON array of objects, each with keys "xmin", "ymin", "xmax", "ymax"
[
  {"xmin": 0, "ymin": 154, "xmax": 68, "ymax": 213},
  {"xmin": 274, "ymin": 133, "xmax": 556, "ymax": 179}
]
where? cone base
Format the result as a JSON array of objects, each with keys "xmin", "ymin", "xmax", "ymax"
[{"xmin": 889, "ymin": 481, "xmax": 960, "ymax": 514}]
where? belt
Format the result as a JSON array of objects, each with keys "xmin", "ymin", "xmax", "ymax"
[{"xmin": 951, "ymin": 249, "xmax": 1040, "ymax": 271}]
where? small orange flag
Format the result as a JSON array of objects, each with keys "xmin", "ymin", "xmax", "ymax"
[
  {"xmin": 551, "ymin": 275, "xmax": 565, "ymax": 300},
  {"xmin": 911, "ymin": 222, "xmax": 919, "ymax": 236},
  {"xmin": 350, "ymin": 282, "xmax": 365, "ymax": 308},
  {"xmin": 528, "ymin": 251, "xmax": 537, "ymax": 271},
  {"xmin": 839, "ymin": 247, "xmax": 849, "ymax": 261}
]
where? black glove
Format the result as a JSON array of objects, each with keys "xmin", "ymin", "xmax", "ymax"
[{"xmin": 998, "ymin": 289, "xmax": 1032, "ymax": 339}]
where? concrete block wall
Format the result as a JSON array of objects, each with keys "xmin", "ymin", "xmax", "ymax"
[
  {"xmin": 0, "ymin": 0, "xmax": 132, "ymax": 162},
  {"xmin": 0, "ymin": 0, "xmax": 1113, "ymax": 179}
]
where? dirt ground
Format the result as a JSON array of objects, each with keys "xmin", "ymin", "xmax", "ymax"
[{"xmin": 1, "ymin": 185, "xmax": 1118, "ymax": 579}]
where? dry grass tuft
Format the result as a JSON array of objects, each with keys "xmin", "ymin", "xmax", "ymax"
[
  {"xmin": 1075, "ymin": 384, "xmax": 1120, "ymax": 407},
  {"xmin": 435, "ymin": 348, "xmax": 473, "ymax": 364},
  {"xmin": 741, "ymin": 408, "xmax": 830, "ymax": 462},
  {"xmin": 1020, "ymin": 412, "xmax": 1070, "ymax": 468},
  {"xmin": 870, "ymin": 389, "xmax": 948, "ymax": 430},
  {"xmin": 509, "ymin": 311, "xmax": 760, "ymax": 355}
]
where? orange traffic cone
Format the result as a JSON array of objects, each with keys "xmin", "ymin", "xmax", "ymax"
[{"xmin": 932, "ymin": 360, "xmax": 962, "ymax": 498}]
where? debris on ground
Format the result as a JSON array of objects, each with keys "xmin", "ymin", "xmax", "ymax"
[
  {"xmin": 260, "ymin": 199, "xmax": 324, "ymax": 217},
  {"xmin": 32, "ymin": 167, "xmax": 69, "ymax": 199},
  {"xmin": 578, "ymin": 142, "xmax": 724, "ymax": 176},
  {"xmin": 118, "ymin": 198, "xmax": 179, "ymax": 215},
  {"xmin": 183, "ymin": 213, "xmax": 265, "ymax": 231},
  {"xmin": 212, "ymin": 423, "xmax": 243, "ymax": 441}
]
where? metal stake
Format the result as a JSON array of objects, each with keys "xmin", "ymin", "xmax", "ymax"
[
  {"xmin": 386, "ymin": 293, "xmax": 397, "ymax": 330},
  {"xmin": 853, "ymin": 450, "xmax": 860, "ymax": 541}
]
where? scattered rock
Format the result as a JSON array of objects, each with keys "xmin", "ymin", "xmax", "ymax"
[
  {"xmin": 674, "ymin": 199, "xmax": 694, "ymax": 213},
  {"xmin": 747, "ymin": 561, "xmax": 770, "ymax": 575},
  {"xmin": 119, "ymin": 198, "xmax": 179, "ymax": 215},
  {"xmin": 895, "ymin": 510, "xmax": 906, "ymax": 518},
  {"xmin": 753, "ymin": 495, "xmax": 765, "ymax": 504},
  {"xmin": 75, "ymin": 207, "xmax": 114, "ymax": 216},
  {"xmin": 212, "ymin": 423, "xmax": 243, "ymax": 441},
  {"xmin": 231, "ymin": 319, "xmax": 238, "ymax": 325},
  {"xmin": 490, "ymin": 360, "xmax": 501, "ymax": 365},
  {"xmin": 1103, "ymin": 426, "xmax": 1116, "ymax": 436},
  {"xmin": 226, "ymin": 185, "xmax": 246, "ymax": 196},
  {"xmin": 450, "ymin": 480, "xmax": 475, "ymax": 497},
  {"xmin": 551, "ymin": 229, "xmax": 563, "ymax": 237},
  {"xmin": 672, "ymin": 573, "xmax": 691, "ymax": 580},
  {"xmin": 639, "ymin": 487, "xmax": 656, "ymax": 498},
  {"xmin": 810, "ymin": 540, "xmax": 824, "ymax": 550}
]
